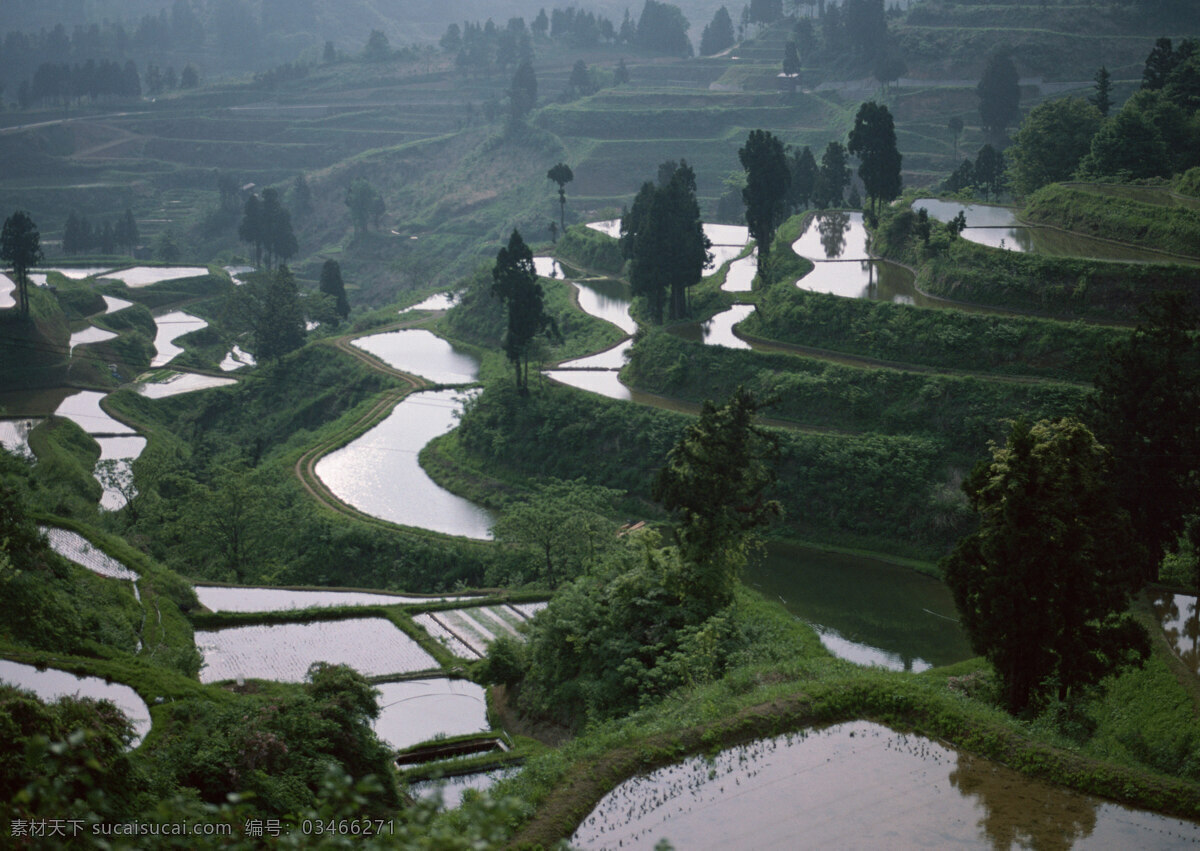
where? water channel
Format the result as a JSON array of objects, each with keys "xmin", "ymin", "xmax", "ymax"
[{"xmin": 570, "ymin": 720, "xmax": 1200, "ymax": 849}]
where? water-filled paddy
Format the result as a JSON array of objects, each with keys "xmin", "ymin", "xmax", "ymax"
[
  {"xmin": 94, "ymin": 435, "xmax": 146, "ymax": 511},
  {"xmin": 720, "ymin": 252, "xmax": 757, "ymax": 292},
  {"xmin": 150, "ymin": 310, "xmax": 207, "ymax": 367},
  {"xmin": 1152, "ymin": 592, "xmax": 1199, "ymax": 675},
  {"xmin": 571, "ymin": 279, "xmax": 636, "ymax": 335},
  {"xmin": 351, "ymin": 329, "xmax": 479, "ymax": 385},
  {"xmin": 703, "ymin": 223, "xmax": 749, "ymax": 246},
  {"xmin": 912, "ymin": 197, "xmax": 1200, "ymax": 264},
  {"xmin": 102, "ymin": 266, "xmax": 209, "ymax": 288},
  {"xmin": 315, "ymin": 388, "xmax": 495, "ymax": 539},
  {"xmin": 195, "ymin": 618, "xmax": 437, "ymax": 683},
  {"xmin": 533, "ymin": 256, "xmax": 565, "ymax": 278},
  {"xmin": 33, "ymin": 267, "xmax": 113, "ymax": 280},
  {"xmin": 68, "ymin": 325, "xmax": 117, "ymax": 353},
  {"xmin": 704, "ymin": 244, "xmax": 745, "ymax": 276},
  {"xmin": 586, "ymin": 219, "xmax": 622, "ymax": 239},
  {"xmin": 0, "ymin": 659, "xmax": 151, "ymax": 747},
  {"xmin": 54, "ymin": 390, "xmax": 136, "ymax": 435},
  {"xmin": 134, "ymin": 371, "xmax": 237, "ymax": 399},
  {"xmin": 373, "ymin": 678, "xmax": 489, "ymax": 751},
  {"xmin": 101, "ymin": 294, "xmax": 133, "ymax": 314},
  {"xmin": 672, "ymin": 305, "xmax": 754, "ymax": 350},
  {"xmin": 0, "ymin": 417, "xmax": 39, "ymax": 459},
  {"xmin": 219, "ymin": 345, "xmax": 255, "ymax": 371},
  {"xmin": 571, "ymin": 720, "xmax": 1200, "ymax": 849},
  {"xmin": 403, "ymin": 292, "xmax": 458, "ymax": 312},
  {"xmin": 744, "ymin": 543, "xmax": 971, "ymax": 671},
  {"xmin": 0, "ymin": 273, "xmax": 14, "ymax": 309},
  {"xmin": 194, "ymin": 585, "xmax": 470, "ymax": 613},
  {"xmin": 559, "ymin": 339, "xmax": 632, "ymax": 370},
  {"xmin": 43, "ymin": 527, "xmax": 138, "ymax": 581}
]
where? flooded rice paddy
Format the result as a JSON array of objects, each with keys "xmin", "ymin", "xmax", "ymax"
[
  {"xmin": 101, "ymin": 294, "xmax": 133, "ymax": 314},
  {"xmin": 0, "ymin": 659, "xmax": 151, "ymax": 747},
  {"xmin": 1152, "ymin": 592, "xmax": 1199, "ymax": 675},
  {"xmin": 403, "ymin": 291, "xmax": 459, "ymax": 312},
  {"xmin": 101, "ymin": 266, "xmax": 210, "ymax": 288},
  {"xmin": 314, "ymin": 388, "xmax": 495, "ymax": 539},
  {"xmin": 720, "ymin": 252, "xmax": 757, "ymax": 292},
  {"xmin": 912, "ymin": 198, "xmax": 1200, "ymax": 265},
  {"xmin": 414, "ymin": 603, "xmax": 545, "ymax": 659},
  {"xmin": 570, "ymin": 278, "xmax": 637, "ymax": 335},
  {"xmin": 220, "ymin": 345, "xmax": 256, "ymax": 371},
  {"xmin": 195, "ymin": 618, "xmax": 437, "ymax": 683},
  {"xmin": 133, "ymin": 371, "xmax": 236, "ymax": 399},
  {"xmin": 0, "ymin": 417, "xmax": 39, "ymax": 459},
  {"xmin": 33, "ymin": 267, "xmax": 113, "ymax": 280},
  {"xmin": 533, "ymin": 256, "xmax": 566, "ymax": 278},
  {"xmin": 193, "ymin": 585, "xmax": 472, "ymax": 613},
  {"xmin": 373, "ymin": 678, "xmax": 489, "ymax": 751},
  {"xmin": 94, "ymin": 435, "xmax": 146, "ymax": 511},
  {"xmin": 672, "ymin": 304, "xmax": 755, "ymax": 350},
  {"xmin": 745, "ymin": 543, "xmax": 971, "ymax": 671},
  {"xmin": 351, "ymin": 329, "xmax": 479, "ymax": 385},
  {"xmin": 68, "ymin": 325, "xmax": 117, "ymax": 353},
  {"xmin": 43, "ymin": 527, "xmax": 138, "ymax": 581},
  {"xmin": 150, "ymin": 310, "xmax": 207, "ymax": 367},
  {"xmin": 54, "ymin": 390, "xmax": 136, "ymax": 435},
  {"xmin": 0, "ymin": 273, "xmax": 14, "ymax": 308},
  {"xmin": 571, "ymin": 720, "xmax": 1200, "ymax": 850}
]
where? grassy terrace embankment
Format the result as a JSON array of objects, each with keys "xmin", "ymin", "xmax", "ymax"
[{"xmin": 1023, "ymin": 183, "xmax": 1200, "ymax": 260}]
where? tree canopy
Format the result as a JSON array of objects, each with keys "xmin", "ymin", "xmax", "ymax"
[
  {"xmin": 786, "ymin": 145, "xmax": 818, "ymax": 213},
  {"xmin": 1006, "ymin": 97, "xmax": 1102, "ymax": 197},
  {"xmin": 344, "ymin": 178, "xmax": 384, "ymax": 238},
  {"xmin": 318, "ymin": 259, "xmax": 350, "ymax": 320},
  {"xmin": 943, "ymin": 417, "xmax": 1150, "ymax": 715},
  {"xmin": 654, "ymin": 386, "xmax": 782, "ymax": 609},
  {"xmin": 240, "ymin": 266, "xmax": 307, "ymax": 362},
  {"xmin": 812, "ymin": 141, "xmax": 850, "ymax": 209},
  {"xmin": 0, "ymin": 210, "xmax": 42, "ymax": 316},
  {"xmin": 847, "ymin": 101, "xmax": 902, "ymax": 215},
  {"xmin": 547, "ymin": 162, "xmax": 574, "ymax": 232},
  {"xmin": 739, "ymin": 129, "xmax": 791, "ymax": 281},
  {"xmin": 635, "ymin": 0, "xmax": 692, "ymax": 57},
  {"xmin": 509, "ymin": 59, "xmax": 538, "ymax": 120}
]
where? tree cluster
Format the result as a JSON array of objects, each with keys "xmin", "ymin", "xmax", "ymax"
[
  {"xmin": 943, "ymin": 144, "xmax": 1005, "ymax": 199},
  {"xmin": 443, "ymin": 18, "xmax": 534, "ymax": 78},
  {"xmin": 343, "ymin": 178, "xmax": 385, "ymax": 238},
  {"xmin": 0, "ymin": 210, "xmax": 41, "ymax": 316},
  {"xmin": 739, "ymin": 129, "xmax": 791, "ymax": 280},
  {"xmin": 235, "ymin": 266, "xmax": 306, "ymax": 362},
  {"xmin": 847, "ymin": 101, "xmax": 902, "ymax": 214},
  {"xmin": 238, "ymin": 188, "xmax": 297, "ymax": 268},
  {"xmin": 635, "ymin": 1, "xmax": 693, "ymax": 57},
  {"xmin": 700, "ymin": 6, "xmax": 735, "ymax": 56},
  {"xmin": 23, "ymin": 59, "xmax": 141, "ymax": 107},
  {"xmin": 61, "ymin": 209, "xmax": 138, "ymax": 256},
  {"xmin": 1005, "ymin": 38, "xmax": 1200, "ymax": 195},
  {"xmin": 621, "ymin": 160, "xmax": 711, "ymax": 324}
]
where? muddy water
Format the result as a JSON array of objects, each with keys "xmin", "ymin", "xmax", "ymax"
[
  {"xmin": 0, "ymin": 659, "xmax": 151, "ymax": 747},
  {"xmin": 571, "ymin": 720, "xmax": 1200, "ymax": 849},
  {"xmin": 1152, "ymin": 592, "xmax": 1199, "ymax": 676},
  {"xmin": 571, "ymin": 278, "xmax": 637, "ymax": 336},
  {"xmin": 744, "ymin": 543, "xmax": 971, "ymax": 671},
  {"xmin": 352, "ymin": 329, "xmax": 479, "ymax": 385},
  {"xmin": 314, "ymin": 388, "xmax": 495, "ymax": 539},
  {"xmin": 411, "ymin": 767, "xmax": 520, "ymax": 810}
]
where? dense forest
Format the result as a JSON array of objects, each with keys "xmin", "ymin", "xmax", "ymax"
[{"xmin": 2, "ymin": 0, "xmax": 1200, "ymax": 847}]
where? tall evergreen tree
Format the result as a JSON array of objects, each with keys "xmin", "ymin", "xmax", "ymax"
[
  {"xmin": 786, "ymin": 145, "xmax": 818, "ymax": 212},
  {"xmin": 509, "ymin": 60, "xmax": 538, "ymax": 121},
  {"xmin": 1091, "ymin": 65, "xmax": 1112, "ymax": 117},
  {"xmin": 244, "ymin": 266, "xmax": 306, "ymax": 361},
  {"xmin": 0, "ymin": 211, "xmax": 42, "ymax": 316},
  {"xmin": 699, "ymin": 6, "xmax": 735, "ymax": 56},
  {"xmin": 238, "ymin": 194, "xmax": 264, "ymax": 267},
  {"xmin": 739, "ymin": 129, "xmax": 791, "ymax": 282},
  {"xmin": 812, "ymin": 141, "xmax": 850, "ymax": 209},
  {"xmin": 491, "ymin": 230, "xmax": 556, "ymax": 393},
  {"xmin": 847, "ymin": 101, "xmax": 902, "ymax": 215},
  {"xmin": 972, "ymin": 144, "xmax": 1004, "ymax": 199},
  {"xmin": 943, "ymin": 418, "xmax": 1150, "ymax": 715},
  {"xmin": 319, "ymin": 259, "xmax": 350, "ymax": 320},
  {"xmin": 546, "ymin": 162, "xmax": 574, "ymax": 232},
  {"xmin": 977, "ymin": 51, "xmax": 1020, "ymax": 140}
]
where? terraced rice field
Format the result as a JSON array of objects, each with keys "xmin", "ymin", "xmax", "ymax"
[
  {"xmin": 414, "ymin": 602, "xmax": 548, "ymax": 659},
  {"xmin": 42, "ymin": 527, "xmax": 138, "ymax": 581},
  {"xmin": 194, "ymin": 585, "xmax": 473, "ymax": 613},
  {"xmin": 196, "ymin": 618, "xmax": 437, "ymax": 683}
]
